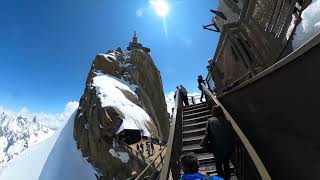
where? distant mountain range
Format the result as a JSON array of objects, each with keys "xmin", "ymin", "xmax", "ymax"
[{"xmin": 0, "ymin": 111, "xmax": 54, "ymax": 169}]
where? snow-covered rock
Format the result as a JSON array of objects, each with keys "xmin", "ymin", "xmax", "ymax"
[{"xmin": 92, "ymin": 74, "xmax": 151, "ymax": 136}]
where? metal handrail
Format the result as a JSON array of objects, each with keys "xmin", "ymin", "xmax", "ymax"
[
  {"xmin": 135, "ymin": 145, "xmax": 167, "ymax": 180},
  {"xmin": 159, "ymin": 90, "xmax": 183, "ymax": 180},
  {"xmin": 201, "ymin": 83, "xmax": 271, "ymax": 180}
]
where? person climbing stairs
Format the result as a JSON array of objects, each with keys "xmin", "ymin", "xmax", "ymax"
[{"xmin": 182, "ymin": 102, "xmax": 236, "ymax": 178}]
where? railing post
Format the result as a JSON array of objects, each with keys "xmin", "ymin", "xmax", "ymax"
[{"xmin": 191, "ymin": 97, "xmax": 195, "ymax": 104}]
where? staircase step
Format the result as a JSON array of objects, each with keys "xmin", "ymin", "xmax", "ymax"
[
  {"xmin": 183, "ymin": 115, "xmax": 211, "ymax": 125},
  {"xmin": 197, "ymin": 153, "xmax": 214, "ymax": 161},
  {"xmin": 183, "ymin": 110, "xmax": 211, "ymax": 120},
  {"xmin": 184, "ymin": 106, "xmax": 210, "ymax": 114},
  {"xmin": 199, "ymin": 164, "xmax": 217, "ymax": 173},
  {"xmin": 183, "ymin": 127, "xmax": 206, "ymax": 138},
  {"xmin": 182, "ymin": 144, "xmax": 204, "ymax": 153},
  {"xmin": 183, "ymin": 111, "xmax": 211, "ymax": 120},
  {"xmin": 183, "ymin": 135, "xmax": 205, "ymax": 146},
  {"xmin": 201, "ymin": 164, "xmax": 236, "ymax": 178},
  {"xmin": 183, "ymin": 121, "xmax": 207, "ymax": 131},
  {"xmin": 183, "ymin": 103, "xmax": 207, "ymax": 110},
  {"xmin": 196, "ymin": 153, "xmax": 215, "ymax": 165}
]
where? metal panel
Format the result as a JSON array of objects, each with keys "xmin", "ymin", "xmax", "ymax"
[{"xmin": 219, "ymin": 33, "xmax": 320, "ymax": 179}]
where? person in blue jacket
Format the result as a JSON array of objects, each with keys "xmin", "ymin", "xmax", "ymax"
[{"xmin": 180, "ymin": 152, "xmax": 224, "ymax": 180}]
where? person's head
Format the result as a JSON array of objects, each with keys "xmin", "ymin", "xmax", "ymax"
[
  {"xmin": 131, "ymin": 171, "xmax": 137, "ymax": 178},
  {"xmin": 176, "ymin": 86, "xmax": 179, "ymax": 90},
  {"xmin": 180, "ymin": 152, "xmax": 199, "ymax": 174},
  {"xmin": 198, "ymin": 75, "xmax": 203, "ymax": 78},
  {"xmin": 211, "ymin": 105, "xmax": 224, "ymax": 117}
]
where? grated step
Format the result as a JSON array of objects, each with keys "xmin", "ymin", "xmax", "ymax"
[
  {"xmin": 184, "ymin": 105, "xmax": 210, "ymax": 113},
  {"xmin": 183, "ymin": 115, "xmax": 211, "ymax": 125},
  {"xmin": 183, "ymin": 103, "xmax": 207, "ymax": 110},
  {"xmin": 183, "ymin": 110, "xmax": 211, "ymax": 119}
]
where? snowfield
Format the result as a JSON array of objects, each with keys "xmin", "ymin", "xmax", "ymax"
[
  {"xmin": 0, "ymin": 111, "xmax": 98, "ymax": 180},
  {"xmin": 0, "ymin": 111, "xmax": 55, "ymax": 170},
  {"xmin": 0, "ymin": 102, "xmax": 79, "ymax": 170}
]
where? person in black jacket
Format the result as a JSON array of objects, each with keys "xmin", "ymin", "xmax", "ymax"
[
  {"xmin": 202, "ymin": 105, "xmax": 234, "ymax": 180},
  {"xmin": 180, "ymin": 85, "xmax": 189, "ymax": 106},
  {"xmin": 197, "ymin": 75, "xmax": 206, "ymax": 102}
]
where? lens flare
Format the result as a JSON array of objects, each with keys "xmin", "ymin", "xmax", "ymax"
[{"xmin": 150, "ymin": 0, "xmax": 169, "ymax": 17}]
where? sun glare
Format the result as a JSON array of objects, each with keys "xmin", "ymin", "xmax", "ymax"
[{"xmin": 150, "ymin": 0, "xmax": 169, "ymax": 17}]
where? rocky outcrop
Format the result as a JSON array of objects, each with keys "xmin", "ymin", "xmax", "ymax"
[{"xmin": 74, "ymin": 47, "xmax": 169, "ymax": 179}]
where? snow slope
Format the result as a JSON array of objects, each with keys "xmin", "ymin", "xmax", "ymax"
[
  {"xmin": 0, "ymin": 107, "xmax": 97, "ymax": 180},
  {"xmin": 0, "ymin": 102, "xmax": 78, "ymax": 170},
  {"xmin": 0, "ymin": 112, "xmax": 54, "ymax": 169},
  {"xmin": 292, "ymin": 0, "xmax": 320, "ymax": 49},
  {"xmin": 0, "ymin": 126, "xmax": 60, "ymax": 180},
  {"xmin": 38, "ymin": 113, "xmax": 97, "ymax": 180}
]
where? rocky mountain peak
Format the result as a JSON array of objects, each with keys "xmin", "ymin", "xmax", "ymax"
[{"xmin": 74, "ymin": 38, "xmax": 169, "ymax": 179}]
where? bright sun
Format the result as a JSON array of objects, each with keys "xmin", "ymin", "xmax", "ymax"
[{"xmin": 150, "ymin": 0, "xmax": 169, "ymax": 17}]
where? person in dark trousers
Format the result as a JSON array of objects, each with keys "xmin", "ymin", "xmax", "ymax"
[
  {"xmin": 179, "ymin": 152, "xmax": 224, "ymax": 180},
  {"xmin": 202, "ymin": 106, "xmax": 234, "ymax": 180},
  {"xmin": 174, "ymin": 86, "xmax": 180, "ymax": 99},
  {"xmin": 150, "ymin": 141, "xmax": 155, "ymax": 154},
  {"xmin": 140, "ymin": 143, "xmax": 144, "ymax": 153},
  {"xmin": 146, "ymin": 141, "xmax": 151, "ymax": 157},
  {"xmin": 180, "ymin": 85, "xmax": 189, "ymax": 106},
  {"xmin": 136, "ymin": 143, "xmax": 140, "ymax": 153},
  {"xmin": 197, "ymin": 75, "xmax": 206, "ymax": 102}
]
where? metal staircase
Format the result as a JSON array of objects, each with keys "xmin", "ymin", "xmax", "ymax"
[
  {"xmin": 157, "ymin": 85, "xmax": 271, "ymax": 180},
  {"xmin": 182, "ymin": 103, "xmax": 216, "ymax": 174}
]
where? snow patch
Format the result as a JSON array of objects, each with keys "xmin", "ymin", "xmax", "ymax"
[
  {"xmin": 93, "ymin": 74, "xmax": 151, "ymax": 136},
  {"xmin": 100, "ymin": 54, "xmax": 116, "ymax": 62},
  {"xmin": 292, "ymin": 0, "xmax": 320, "ymax": 49},
  {"xmin": 108, "ymin": 149, "xmax": 130, "ymax": 163}
]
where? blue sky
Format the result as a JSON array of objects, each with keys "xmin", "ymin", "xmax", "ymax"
[{"xmin": 0, "ymin": 0, "xmax": 219, "ymax": 113}]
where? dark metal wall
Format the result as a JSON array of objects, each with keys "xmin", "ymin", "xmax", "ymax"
[{"xmin": 219, "ymin": 40, "xmax": 320, "ymax": 179}]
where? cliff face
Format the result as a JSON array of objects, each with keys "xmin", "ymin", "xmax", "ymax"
[
  {"xmin": 127, "ymin": 49, "xmax": 169, "ymax": 140},
  {"xmin": 74, "ymin": 47, "xmax": 169, "ymax": 179}
]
